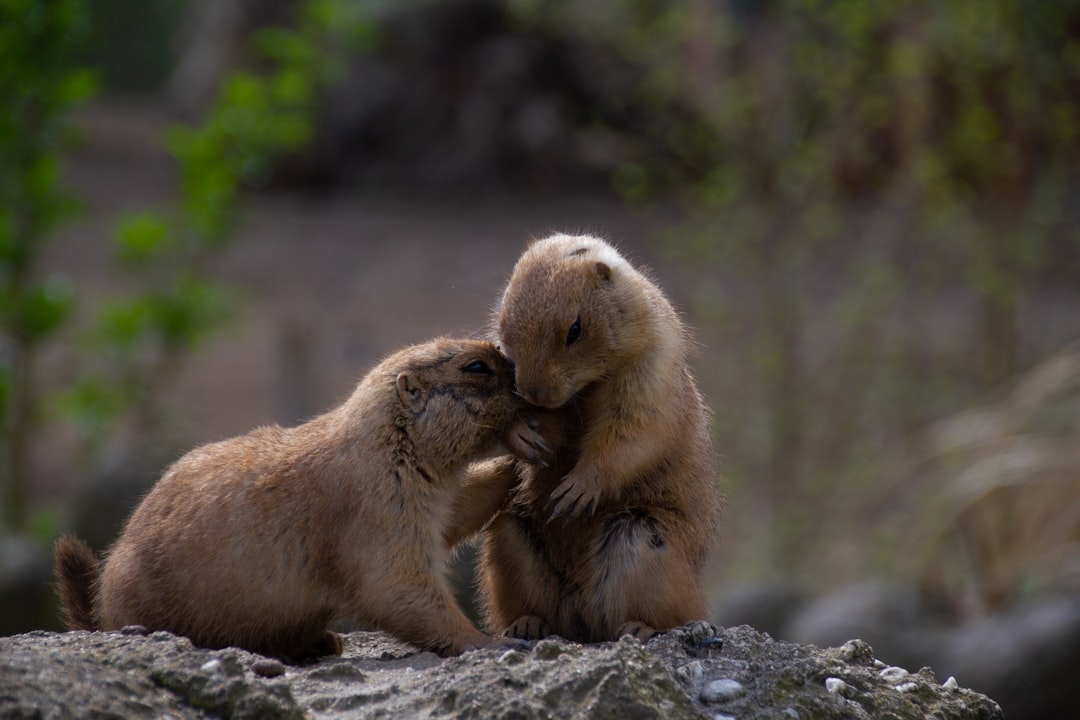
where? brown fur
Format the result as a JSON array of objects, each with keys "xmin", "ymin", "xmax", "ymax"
[
  {"xmin": 53, "ymin": 338, "xmax": 547, "ymax": 661},
  {"xmin": 478, "ymin": 233, "xmax": 722, "ymax": 642},
  {"xmin": 53, "ymin": 533, "xmax": 99, "ymax": 631}
]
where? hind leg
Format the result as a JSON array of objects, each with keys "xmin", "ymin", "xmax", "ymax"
[
  {"xmin": 503, "ymin": 614, "xmax": 552, "ymax": 641},
  {"xmin": 478, "ymin": 512, "xmax": 561, "ymax": 639},
  {"xmin": 355, "ymin": 558, "xmax": 508, "ymax": 657},
  {"xmin": 594, "ymin": 510, "xmax": 706, "ymax": 641},
  {"xmin": 235, "ymin": 614, "xmax": 341, "ymax": 663},
  {"xmin": 616, "ymin": 620, "xmax": 657, "ymax": 642},
  {"xmin": 300, "ymin": 630, "xmax": 344, "ymax": 658}
]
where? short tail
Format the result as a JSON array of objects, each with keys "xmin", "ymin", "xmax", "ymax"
[{"xmin": 53, "ymin": 533, "xmax": 101, "ymax": 630}]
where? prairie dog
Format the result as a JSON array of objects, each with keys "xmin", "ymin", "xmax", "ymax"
[
  {"xmin": 55, "ymin": 338, "xmax": 546, "ymax": 660},
  {"xmin": 479, "ymin": 233, "xmax": 722, "ymax": 642}
]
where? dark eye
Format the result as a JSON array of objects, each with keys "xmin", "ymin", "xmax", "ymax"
[
  {"xmin": 462, "ymin": 360, "xmax": 492, "ymax": 374},
  {"xmin": 566, "ymin": 316, "xmax": 582, "ymax": 347}
]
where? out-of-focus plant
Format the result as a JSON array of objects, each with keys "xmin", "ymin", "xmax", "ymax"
[
  {"xmin": 510, "ymin": 0, "xmax": 1080, "ymax": 596},
  {"xmin": 62, "ymin": 0, "xmax": 374, "ymax": 463},
  {"xmin": 0, "ymin": 0, "xmax": 96, "ymax": 531},
  {"xmin": 902, "ymin": 342, "xmax": 1080, "ymax": 611}
]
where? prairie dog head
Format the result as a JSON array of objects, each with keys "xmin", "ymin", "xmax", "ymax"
[
  {"xmin": 496, "ymin": 233, "xmax": 630, "ymax": 409},
  {"xmin": 390, "ymin": 338, "xmax": 518, "ymax": 466}
]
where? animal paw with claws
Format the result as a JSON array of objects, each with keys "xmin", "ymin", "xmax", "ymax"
[
  {"xmin": 507, "ymin": 417, "xmax": 552, "ymax": 467},
  {"xmin": 549, "ymin": 467, "xmax": 603, "ymax": 521}
]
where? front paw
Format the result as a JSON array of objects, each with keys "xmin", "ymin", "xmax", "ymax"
[
  {"xmin": 549, "ymin": 469, "xmax": 602, "ymax": 521},
  {"xmin": 507, "ymin": 416, "xmax": 552, "ymax": 467}
]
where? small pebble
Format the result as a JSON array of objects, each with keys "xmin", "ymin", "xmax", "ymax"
[
  {"xmin": 119, "ymin": 625, "xmax": 148, "ymax": 636},
  {"xmin": 252, "ymin": 659, "xmax": 286, "ymax": 678},
  {"xmin": 895, "ymin": 681, "xmax": 919, "ymax": 693},
  {"xmin": 943, "ymin": 676, "xmax": 959, "ymax": 691},
  {"xmin": 824, "ymin": 677, "xmax": 847, "ymax": 695},
  {"xmin": 200, "ymin": 659, "xmax": 223, "ymax": 674},
  {"xmin": 676, "ymin": 660, "xmax": 704, "ymax": 680},
  {"xmin": 839, "ymin": 639, "xmax": 873, "ymax": 664},
  {"xmin": 700, "ymin": 678, "xmax": 746, "ymax": 703},
  {"xmin": 714, "ymin": 715, "xmax": 736, "ymax": 720},
  {"xmin": 498, "ymin": 649, "xmax": 526, "ymax": 665},
  {"xmin": 879, "ymin": 666, "xmax": 910, "ymax": 683},
  {"xmin": 532, "ymin": 640, "xmax": 564, "ymax": 660}
]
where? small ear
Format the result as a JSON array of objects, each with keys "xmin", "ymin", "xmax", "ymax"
[
  {"xmin": 396, "ymin": 372, "xmax": 426, "ymax": 412},
  {"xmin": 594, "ymin": 261, "xmax": 612, "ymax": 283}
]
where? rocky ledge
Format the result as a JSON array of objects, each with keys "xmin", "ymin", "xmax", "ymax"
[{"xmin": 0, "ymin": 622, "xmax": 1002, "ymax": 719}]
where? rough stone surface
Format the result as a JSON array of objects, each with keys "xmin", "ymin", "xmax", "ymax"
[{"xmin": 0, "ymin": 623, "xmax": 1003, "ymax": 720}]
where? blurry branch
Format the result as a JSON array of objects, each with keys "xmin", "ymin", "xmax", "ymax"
[
  {"xmin": 0, "ymin": 0, "xmax": 96, "ymax": 531},
  {"xmin": 61, "ymin": 0, "xmax": 373, "ymax": 465}
]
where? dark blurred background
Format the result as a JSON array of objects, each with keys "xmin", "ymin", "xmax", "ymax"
[{"xmin": 2, "ymin": 1, "xmax": 1079, "ymax": 717}]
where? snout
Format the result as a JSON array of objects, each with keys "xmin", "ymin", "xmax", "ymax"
[{"xmin": 515, "ymin": 380, "xmax": 565, "ymax": 409}]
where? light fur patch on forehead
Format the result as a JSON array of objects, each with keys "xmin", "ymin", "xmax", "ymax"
[{"xmin": 539, "ymin": 233, "xmax": 628, "ymax": 270}]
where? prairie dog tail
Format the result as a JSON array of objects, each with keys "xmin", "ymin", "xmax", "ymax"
[{"xmin": 53, "ymin": 533, "xmax": 101, "ymax": 630}]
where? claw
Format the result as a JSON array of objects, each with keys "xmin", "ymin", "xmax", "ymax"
[
  {"xmin": 510, "ymin": 422, "xmax": 553, "ymax": 467},
  {"xmin": 544, "ymin": 496, "xmax": 570, "ymax": 524},
  {"xmin": 515, "ymin": 433, "xmax": 548, "ymax": 466},
  {"xmin": 533, "ymin": 435, "xmax": 552, "ymax": 456},
  {"xmin": 523, "ymin": 433, "xmax": 552, "ymax": 466},
  {"xmin": 548, "ymin": 473, "xmax": 596, "ymax": 522},
  {"xmin": 549, "ymin": 491, "xmax": 583, "ymax": 523}
]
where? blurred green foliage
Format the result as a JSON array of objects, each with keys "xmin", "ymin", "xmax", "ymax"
[
  {"xmin": 2, "ymin": 0, "xmax": 368, "ymax": 530},
  {"xmin": 513, "ymin": 0, "xmax": 1080, "ymax": 596},
  {"xmin": 63, "ymin": 0, "xmax": 365, "ymax": 462},
  {"xmin": 0, "ymin": 0, "xmax": 96, "ymax": 531}
]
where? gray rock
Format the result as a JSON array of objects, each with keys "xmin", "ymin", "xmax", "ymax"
[
  {"xmin": 0, "ymin": 623, "xmax": 1003, "ymax": 720},
  {"xmin": 781, "ymin": 583, "xmax": 1080, "ymax": 719}
]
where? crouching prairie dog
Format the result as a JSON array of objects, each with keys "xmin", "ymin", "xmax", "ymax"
[
  {"xmin": 54, "ymin": 338, "xmax": 548, "ymax": 661},
  {"xmin": 479, "ymin": 233, "xmax": 722, "ymax": 643}
]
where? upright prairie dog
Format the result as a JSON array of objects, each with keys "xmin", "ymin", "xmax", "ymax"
[
  {"xmin": 54, "ymin": 338, "xmax": 547, "ymax": 661},
  {"xmin": 479, "ymin": 233, "xmax": 722, "ymax": 642}
]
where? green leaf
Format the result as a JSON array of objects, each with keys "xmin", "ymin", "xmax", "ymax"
[
  {"xmin": 114, "ymin": 211, "xmax": 170, "ymax": 264},
  {"xmin": 19, "ymin": 276, "xmax": 73, "ymax": 342},
  {"xmin": 97, "ymin": 298, "xmax": 152, "ymax": 351},
  {"xmin": 59, "ymin": 68, "xmax": 97, "ymax": 105},
  {"xmin": 612, "ymin": 162, "xmax": 651, "ymax": 203},
  {"xmin": 56, "ymin": 373, "xmax": 129, "ymax": 445}
]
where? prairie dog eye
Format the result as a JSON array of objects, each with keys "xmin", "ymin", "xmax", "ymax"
[
  {"xmin": 462, "ymin": 359, "xmax": 493, "ymax": 374},
  {"xmin": 566, "ymin": 316, "xmax": 582, "ymax": 347}
]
